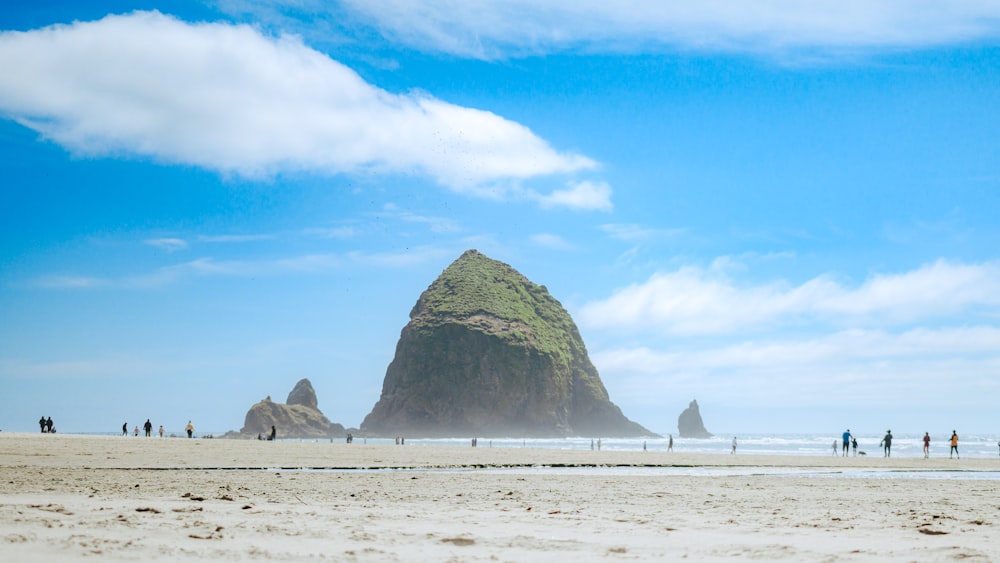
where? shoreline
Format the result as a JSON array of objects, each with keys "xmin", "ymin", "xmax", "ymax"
[
  {"xmin": 3, "ymin": 432, "xmax": 999, "ymax": 561},
  {"xmin": 2, "ymin": 432, "xmax": 997, "ymax": 471}
]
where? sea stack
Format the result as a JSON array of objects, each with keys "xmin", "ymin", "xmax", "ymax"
[
  {"xmin": 677, "ymin": 399, "xmax": 712, "ymax": 438},
  {"xmin": 361, "ymin": 250, "xmax": 654, "ymax": 438},
  {"xmin": 238, "ymin": 378, "xmax": 345, "ymax": 439}
]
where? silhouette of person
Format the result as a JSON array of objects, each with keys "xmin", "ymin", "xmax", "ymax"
[
  {"xmin": 852, "ymin": 437, "xmax": 858, "ymax": 457},
  {"xmin": 881, "ymin": 430, "xmax": 893, "ymax": 457},
  {"xmin": 122, "ymin": 422, "xmax": 128, "ymax": 436},
  {"xmin": 923, "ymin": 432, "xmax": 931, "ymax": 458},
  {"xmin": 143, "ymin": 419, "xmax": 152, "ymax": 437},
  {"xmin": 185, "ymin": 420, "xmax": 194, "ymax": 438},
  {"xmin": 39, "ymin": 416, "xmax": 47, "ymax": 433},
  {"xmin": 268, "ymin": 425, "xmax": 276, "ymax": 441},
  {"xmin": 668, "ymin": 434, "xmax": 673, "ymax": 452},
  {"xmin": 46, "ymin": 417, "xmax": 53, "ymax": 433}
]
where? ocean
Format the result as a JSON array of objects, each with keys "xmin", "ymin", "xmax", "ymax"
[{"xmin": 355, "ymin": 433, "xmax": 1000, "ymax": 459}]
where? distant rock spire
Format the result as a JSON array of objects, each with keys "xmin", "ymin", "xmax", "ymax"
[{"xmin": 678, "ymin": 399, "xmax": 712, "ymax": 438}]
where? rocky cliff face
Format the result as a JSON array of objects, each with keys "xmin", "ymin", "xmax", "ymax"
[
  {"xmin": 361, "ymin": 250, "xmax": 654, "ymax": 438},
  {"xmin": 677, "ymin": 399, "xmax": 712, "ymax": 438},
  {"xmin": 238, "ymin": 379, "xmax": 345, "ymax": 439}
]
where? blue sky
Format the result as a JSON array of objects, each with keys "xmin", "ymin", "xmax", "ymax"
[{"xmin": 2, "ymin": 1, "xmax": 1000, "ymax": 437}]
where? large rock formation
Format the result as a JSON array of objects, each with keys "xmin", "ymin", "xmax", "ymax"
[
  {"xmin": 361, "ymin": 249, "xmax": 655, "ymax": 438},
  {"xmin": 238, "ymin": 379, "xmax": 345, "ymax": 439},
  {"xmin": 677, "ymin": 399, "xmax": 712, "ymax": 438}
]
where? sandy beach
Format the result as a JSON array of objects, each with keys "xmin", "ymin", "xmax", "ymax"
[{"xmin": 2, "ymin": 433, "xmax": 998, "ymax": 561}]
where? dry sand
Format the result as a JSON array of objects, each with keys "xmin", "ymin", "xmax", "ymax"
[{"xmin": 2, "ymin": 432, "xmax": 998, "ymax": 561}]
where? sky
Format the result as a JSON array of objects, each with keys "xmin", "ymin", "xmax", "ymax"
[{"xmin": 2, "ymin": 1, "xmax": 1000, "ymax": 437}]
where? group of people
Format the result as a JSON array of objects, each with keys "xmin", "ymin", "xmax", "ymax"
[
  {"xmin": 120, "ymin": 420, "xmax": 188, "ymax": 438},
  {"xmin": 835, "ymin": 429, "xmax": 963, "ymax": 458},
  {"xmin": 37, "ymin": 416, "xmax": 55, "ymax": 433}
]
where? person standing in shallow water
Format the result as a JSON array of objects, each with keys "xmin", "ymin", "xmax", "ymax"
[
  {"xmin": 842, "ymin": 429, "xmax": 852, "ymax": 457},
  {"xmin": 923, "ymin": 432, "xmax": 931, "ymax": 458},
  {"xmin": 882, "ymin": 430, "xmax": 894, "ymax": 457},
  {"xmin": 950, "ymin": 431, "xmax": 959, "ymax": 459},
  {"xmin": 852, "ymin": 437, "xmax": 858, "ymax": 457}
]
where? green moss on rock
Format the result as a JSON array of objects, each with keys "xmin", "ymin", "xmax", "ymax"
[{"xmin": 361, "ymin": 250, "xmax": 655, "ymax": 438}]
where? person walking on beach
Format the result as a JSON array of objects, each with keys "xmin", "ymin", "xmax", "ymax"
[
  {"xmin": 185, "ymin": 420, "xmax": 194, "ymax": 438},
  {"xmin": 268, "ymin": 425, "xmax": 276, "ymax": 441},
  {"xmin": 122, "ymin": 422, "xmax": 128, "ymax": 436},
  {"xmin": 950, "ymin": 431, "xmax": 959, "ymax": 459},
  {"xmin": 832, "ymin": 439, "xmax": 838, "ymax": 456},
  {"xmin": 143, "ymin": 419, "xmax": 152, "ymax": 437},
  {"xmin": 158, "ymin": 425, "xmax": 164, "ymax": 438},
  {"xmin": 133, "ymin": 425, "xmax": 139, "ymax": 437},
  {"xmin": 852, "ymin": 437, "xmax": 858, "ymax": 457},
  {"xmin": 39, "ymin": 416, "xmax": 47, "ymax": 433},
  {"xmin": 731, "ymin": 437, "xmax": 737, "ymax": 455},
  {"xmin": 668, "ymin": 435, "xmax": 673, "ymax": 452},
  {"xmin": 923, "ymin": 432, "xmax": 931, "ymax": 458},
  {"xmin": 46, "ymin": 417, "xmax": 54, "ymax": 433},
  {"xmin": 842, "ymin": 429, "xmax": 852, "ymax": 457},
  {"xmin": 881, "ymin": 430, "xmax": 893, "ymax": 457}
]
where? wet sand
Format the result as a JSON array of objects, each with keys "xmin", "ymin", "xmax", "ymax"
[{"xmin": 2, "ymin": 432, "xmax": 998, "ymax": 561}]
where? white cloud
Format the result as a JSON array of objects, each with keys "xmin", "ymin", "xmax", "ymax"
[
  {"xmin": 0, "ymin": 11, "xmax": 595, "ymax": 192},
  {"xmin": 144, "ymin": 238, "xmax": 188, "ymax": 252},
  {"xmin": 578, "ymin": 259, "xmax": 1000, "ymax": 335},
  {"xmin": 590, "ymin": 326, "xmax": 1000, "ymax": 408},
  {"xmin": 337, "ymin": 0, "xmax": 1000, "ymax": 59},
  {"xmin": 537, "ymin": 180, "xmax": 613, "ymax": 211}
]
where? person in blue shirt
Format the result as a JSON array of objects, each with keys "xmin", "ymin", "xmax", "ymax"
[{"xmin": 842, "ymin": 429, "xmax": 852, "ymax": 457}]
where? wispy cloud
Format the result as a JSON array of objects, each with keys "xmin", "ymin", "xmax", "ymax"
[
  {"xmin": 599, "ymin": 223, "xmax": 685, "ymax": 241},
  {"xmin": 29, "ymin": 247, "xmax": 456, "ymax": 290},
  {"xmin": 198, "ymin": 234, "xmax": 276, "ymax": 243},
  {"xmin": 0, "ymin": 11, "xmax": 595, "ymax": 192},
  {"xmin": 302, "ymin": 226, "xmax": 358, "ymax": 239},
  {"xmin": 144, "ymin": 238, "xmax": 188, "ymax": 252},
  {"xmin": 579, "ymin": 259, "xmax": 1000, "ymax": 335},
  {"xmin": 334, "ymin": 0, "xmax": 1000, "ymax": 59},
  {"xmin": 536, "ymin": 180, "xmax": 612, "ymax": 212},
  {"xmin": 380, "ymin": 204, "xmax": 462, "ymax": 233}
]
